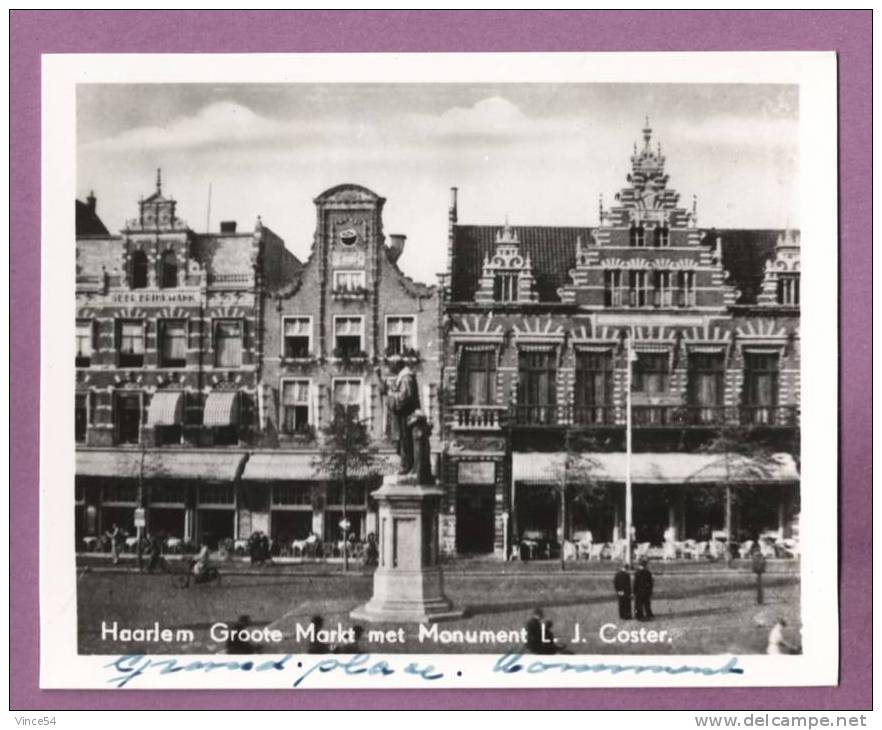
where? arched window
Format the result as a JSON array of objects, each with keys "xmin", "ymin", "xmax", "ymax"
[
  {"xmin": 131, "ymin": 250, "xmax": 148, "ymax": 289},
  {"xmin": 630, "ymin": 224, "xmax": 645, "ymax": 247},
  {"xmin": 160, "ymin": 250, "xmax": 178, "ymax": 288}
]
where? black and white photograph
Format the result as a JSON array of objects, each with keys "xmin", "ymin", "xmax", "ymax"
[{"xmin": 40, "ymin": 51, "xmax": 838, "ymax": 689}]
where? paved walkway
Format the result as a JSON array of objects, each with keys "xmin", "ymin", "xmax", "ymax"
[{"xmin": 76, "ymin": 552, "xmax": 800, "ymax": 577}]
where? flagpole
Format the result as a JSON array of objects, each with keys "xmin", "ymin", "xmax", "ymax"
[{"xmin": 625, "ymin": 327, "xmax": 634, "ymax": 566}]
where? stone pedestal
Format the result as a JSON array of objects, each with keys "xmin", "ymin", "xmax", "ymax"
[{"xmin": 351, "ymin": 475, "xmax": 462, "ymax": 623}]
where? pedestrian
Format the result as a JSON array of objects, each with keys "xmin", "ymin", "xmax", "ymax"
[
  {"xmin": 307, "ymin": 615, "xmax": 330, "ymax": 654},
  {"xmin": 136, "ymin": 534, "xmax": 144, "ymax": 572},
  {"xmin": 524, "ymin": 607, "xmax": 547, "ymax": 654},
  {"xmin": 766, "ymin": 618, "xmax": 798, "ymax": 655},
  {"xmin": 364, "ymin": 532, "xmax": 378, "ymax": 567},
  {"xmin": 751, "ymin": 546, "xmax": 767, "ymax": 605},
  {"xmin": 146, "ymin": 534, "xmax": 163, "ymax": 573},
  {"xmin": 613, "ymin": 562, "xmax": 633, "ymax": 619},
  {"xmin": 226, "ymin": 615, "xmax": 260, "ymax": 654},
  {"xmin": 524, "ymin": 607, "xmax": 568, "ymax": 654},
  {"xmin": 633, "ymin": 558, "xmax": 654, "ymax": 621},
  {"xmin": 109, "ymin": 523, "xmax": 121, "ymax": 565},
  {"xmin": 335, "ymin": 625, "xmax": 365, "ymax": 654}
]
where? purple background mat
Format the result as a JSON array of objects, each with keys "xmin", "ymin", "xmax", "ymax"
[{"xmin": 10, "ymin": 10, "xmax": 871, "ymax": 710}]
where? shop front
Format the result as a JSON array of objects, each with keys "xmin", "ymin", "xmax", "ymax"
[
  {"xmin": 511, "ymin": 451, "xmax": 800, "ymax": 550},
  {"xmin": 75, "ymin": 448, "xmax": 249, "ymax": 549}
]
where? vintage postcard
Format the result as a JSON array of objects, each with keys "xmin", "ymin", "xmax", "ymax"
[{"xmin": 40, "ymin": 51, "xmax": 838, "ymax": 689}]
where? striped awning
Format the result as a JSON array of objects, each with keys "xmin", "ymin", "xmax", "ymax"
[
  {"xmin": 146, "ymin": 391, "xmax": 183, "ymax": 426},
  {"xmin": 203, "ymin": 391, "xmax": 239, "ymax": 427},
  {"xmin": 76, "ymin": 449, "xmax": 248, "ymax": 481},
  {"xmin": 512, "ymin": 452, "xmax": 799, "ymax": 485},
  {"xmin": 244, "ymin": 452, "xmax": 400, "ymax": 481}
]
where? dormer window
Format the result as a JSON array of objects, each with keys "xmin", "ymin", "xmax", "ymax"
[
  {"xmin": 160, "ymin": 250, "xmax": 178, "ymax": 288},
  {"xmin": 131, "ymin": 250, "xmax": 148, "ymax": 289},
  {"xmin": 494, "ymin": 272, "xmax": 519, "ymax": 302},
  {"xmin": 654, "ymin": 225, "xmax": 670, "ymax": 247},
  {"xmin": 777, "ymin": 274, "xmax": 800, "ymax": 305},
  {"xmin": 630, "ymin": 223, "xmax": 645, "ymax": 247}
]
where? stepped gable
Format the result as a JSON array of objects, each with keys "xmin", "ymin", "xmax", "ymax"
[{"xmin": 452, "ymin": 224, "xmax": 792, "ymax": 305}]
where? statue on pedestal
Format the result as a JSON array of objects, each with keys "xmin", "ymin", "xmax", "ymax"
[{"xmin": 377, "ymin": 359, "xmax": 431, "ymax": 481}]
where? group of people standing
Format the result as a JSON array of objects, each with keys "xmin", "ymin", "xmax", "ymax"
[{"xmin": 614, "ymin": 558, "xmax": 655, "ymax": 621}]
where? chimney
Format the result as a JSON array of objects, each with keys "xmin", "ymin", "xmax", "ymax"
[
  {"xmin": 86, "ymin": 190, "xmax": 97, "ymax": 215},
  {"xmin": 220, "ymin": 220, "xmax": 237, "ymax": 234},
  {"xmin": 449, "ymin": 187, "xmax": 458, "ymax": 223},
  {"xmin": 388, "ymin": 234, "xmax": 406, "ymax": 263}
]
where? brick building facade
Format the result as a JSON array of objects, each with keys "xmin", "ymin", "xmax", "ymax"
[
  {"xmin": 75, "ymin": 172, "xmax": 300, "ymax": 546},
  {"xmin": 248, "ymin": 183, "xmax": 441, "ymax": 547},
  {"xmin": 74, "ymin": 178, "xmax": 440, "ymax": 552},
  {"xmin": 437, "ymin": 122, "xmax": 800, "ymax": 558}
]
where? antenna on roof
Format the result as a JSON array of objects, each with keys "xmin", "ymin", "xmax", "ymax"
[{"xmin": 206, "ymin": 182, "xmax": 212, "ymax": 233}]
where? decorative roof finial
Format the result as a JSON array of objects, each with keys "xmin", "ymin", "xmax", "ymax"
[
  {"xmin": 156, "ymin": 168, "xmax": 162, "ymax": 195},
  {"xmin": 642, "ymin": 116, "xmax": 652, "ymax": 149}
]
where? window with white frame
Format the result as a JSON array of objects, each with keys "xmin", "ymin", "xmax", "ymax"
[
  {"xmin": 386, "ymin": 315, "xmax": 416, "ymax": 356},
  {"xmin": 629, "ymin": 270, "xmax": 651, "ymax": 307},
  {"xmin": 655, "ymin": 270, "xmax": 674, "ymax": 307},
  {"xmin": 630, "ymin": 223, "xmax": 646, "ymax": 247},
  {"xmin": 158, "ymin": 319, "xmax": 187, "ymax": 368},
  {"xmin": 75, "ymin": 392, "xmax": 88, "ymax": 442},
  {"xmin": 282, "ymin": 316, "xmax": 312, "ymax": 359},
  {"xmin": 654, "ymin": 225, "xmax": 670, "ymax": 247},
  {"xmin": 333, "ymin": 379, "xmax": 363, "ymax": 419},
  {"xmin": 604, "ymin": 270, "xmax": 626, "ymax": 307},
  {"xmin": 777, "ymin": 274, "xmax": 800, "ymax": 306},
  {"xmin": 493, "ymin": 272, "xmax": 519, "ymax": 302},
  {"xmin": 214, "ymin": 319, "xmax": 243, "ymax": 367},
  {"xmin": 281, "ymin": 379, "xmax": 311, "ymax": 434},
  {"xmin": 333, "ymin": 270, "xmax": 366, "ymax": 292},
  {"xmin": 76, "ymin": 319, "xmax": 94, "ymax": 367},
  {"xmin": 334, "ymin": 316, "xmax": 364, "ymax": 357},
  {"xmin": 678, "ymin": 271, "xmax": 696, "ymax": 307},
  {"xmin": 117, "ymin": 319, "xmax": 144, "ymax": 367}
]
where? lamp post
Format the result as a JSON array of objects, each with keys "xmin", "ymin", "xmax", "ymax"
[{"xmin": 625, "ymin": 328, "xmax": 636, "ymax": 567}]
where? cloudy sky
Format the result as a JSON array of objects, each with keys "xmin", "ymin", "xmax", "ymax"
[{"xmin": 77, "ymin": 83, "xmax": 798, "ymax": 283}]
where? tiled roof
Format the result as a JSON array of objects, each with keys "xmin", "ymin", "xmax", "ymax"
[
  {"xmin": 451, "ymin": 225, "xmax": 791, "ymax": 305},
  {"xmin": 705, "ymin": 229, "xmax": 782, "ymax": 305},
  {"xmin": 451, "ymin": 225, "xmax": 589, "ymax": 302},
  {"xmin": 75, "ymin": 200, "xmax": 109, "ymax": 236}
]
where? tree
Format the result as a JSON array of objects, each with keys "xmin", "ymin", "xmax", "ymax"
[
  {"xmin": 553, "ymin": 428, "xmax": 607, "ymax": 571},
  {"xmin": 313, "ymin": 403, "xmax": 379, "ymax": 572},
  {"xmin": 693, "ymin": 423, "xmax": 787, "ymax": 567}
]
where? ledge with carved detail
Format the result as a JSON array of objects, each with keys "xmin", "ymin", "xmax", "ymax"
[{"xmin": 331, "ymin": 287, "xmax": 370, "ymax": 301}]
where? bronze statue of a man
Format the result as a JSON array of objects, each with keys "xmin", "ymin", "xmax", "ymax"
[{"xmin": 376, "ymin": 359, "xmax": 421, "ymax": 475}]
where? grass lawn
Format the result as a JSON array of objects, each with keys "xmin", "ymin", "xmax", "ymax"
[{"xmin": 77, "ymin": 564, "xmax": 800, "ymax": 656}]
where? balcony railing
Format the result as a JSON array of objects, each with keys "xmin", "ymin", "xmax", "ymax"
[
  {"xmin": 739, "ymin": 405, "xmax": 800, "ymax": 427},
  {"xmin": 511, "ymin": 404, "xmax": 566, "ymax": 427},
  {"xmin": 572, "ymin": 405, "xmax": 619, "ymax": 426},
  {"xmin": 504, "ymin": 404, "xmax": 800, "ymax": 429},
  {"xmin": 631, "ymin": 405, "xmax": 800, "ymax": 428},
  {"xmin": 450, "ymin": 405, "xmax": 507, "ymax": 431}
]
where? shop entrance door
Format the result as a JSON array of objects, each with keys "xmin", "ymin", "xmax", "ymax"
[{"xmin": 455, "ymin": 485, "xmax": 496, "ymax": 554}]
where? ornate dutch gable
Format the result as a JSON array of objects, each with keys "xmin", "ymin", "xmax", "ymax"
[
  {"xmin": 758, "ymin": 230, "xmax": 801, "ymax": 306},
  {"xmin": 474, "ymin": 221, "xmax": 539, "ymax": 303}
]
